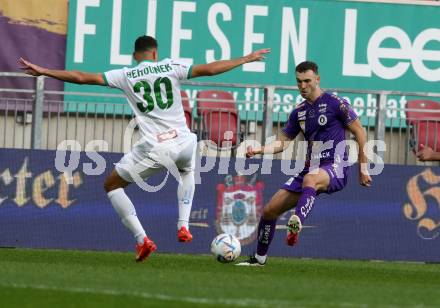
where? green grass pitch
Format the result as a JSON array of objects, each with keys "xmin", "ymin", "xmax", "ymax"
[{"xmin": 0, "ymin": 248, "xmax": 439, "ymax": 307}]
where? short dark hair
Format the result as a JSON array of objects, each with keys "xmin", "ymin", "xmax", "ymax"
[
  {"xmin": 295, "ymin": 61, "xmax": 319, "ymax": 74},
  {"xmin": 134, "ymin": 36, "xmax": 158, "ymax": 52}
]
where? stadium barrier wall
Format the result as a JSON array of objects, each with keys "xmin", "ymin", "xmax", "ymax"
[
  {"xmin": 0, "ymin": 148, "xmax": 439, "ymax": 262},
  {"xmin": 2, "ymin": 74, "xmax": 440, "ymax": 166}
]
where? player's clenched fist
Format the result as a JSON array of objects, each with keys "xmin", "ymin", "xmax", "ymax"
[
  {"xmin": 359, "ymin": 171, "xmax": 372, "ymax": 187},
  {"xmin": 246, "ymin": 146, "xmax": 257, "ymax": 158}
]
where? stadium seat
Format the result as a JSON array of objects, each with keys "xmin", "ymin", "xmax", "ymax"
[
  {"xmin": 405, "ymin": 100, "xmax": 440, "ymax": 153},
  {"xmin": 196, "ymin": 90, "xmax": 241, "ymax": 148},
  {"xmin": 180, "ymin": 90, "xmax": 192, "ymax": 129}
]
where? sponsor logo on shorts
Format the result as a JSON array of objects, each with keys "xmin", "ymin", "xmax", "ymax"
[{"xmin": 285, "ymin": 177, "xmax": 294, "ymax": 185}]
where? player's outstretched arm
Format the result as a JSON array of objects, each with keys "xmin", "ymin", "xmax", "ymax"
[
  {"xmin": 19, "ymin": 58, "xmax": 105, "ymax": 86},
  {"xmin": 246, "ymin": 132, "xmax": 291, "ymax": 158},
  {"xmin": 190, "ymin": 48, "xmax": 270, "ymax": 78},
  {"xmin": 347, "ymin": 119, "xmax": 372, "ymax": 187}
]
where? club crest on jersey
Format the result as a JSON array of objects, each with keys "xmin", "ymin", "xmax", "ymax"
[
  {"xmin": 216, "ymin": 174, "xmax": 264, "ymax": 245},
  {"xmin": 318, "ymin": 114, "xmax": 328, "ymax": 126}
]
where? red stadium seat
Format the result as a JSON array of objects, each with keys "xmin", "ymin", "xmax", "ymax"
[
  {"xmin": 180, "ymin": 90, "xmax": 192, "ymax": 129},
  {"xmin": 405, "ymin": 100, "xmax": 440, "ymax": 153},
  {"xmin": 196, "ymin": 90, "xmax": 240, "ymax": 147}
]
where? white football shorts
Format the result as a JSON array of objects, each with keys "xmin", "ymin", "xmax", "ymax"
[{"xmin": 115, "ymin": 133, "xmax": 197, "ymax": 182}]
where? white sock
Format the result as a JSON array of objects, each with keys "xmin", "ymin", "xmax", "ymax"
[
  {"xmin": 107, "ymin": 188, "xmax": 146, "ymax": 244},
  {"xmin": 255, "ymin": 253, "xmax": 267, "ymax": 264},
  {"xmin": 177, "ymin": 171, "xmax": 194, "ymax": 230}
]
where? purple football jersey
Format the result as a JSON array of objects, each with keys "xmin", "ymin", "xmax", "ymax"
[{"xmin": 282, "ymin": 92, "xmax": 358, "ymax": 165}]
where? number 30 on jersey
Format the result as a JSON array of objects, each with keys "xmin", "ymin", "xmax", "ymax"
[{"xmin": 133, "ymin": 77, "xmax": 174, "ymax": 113}]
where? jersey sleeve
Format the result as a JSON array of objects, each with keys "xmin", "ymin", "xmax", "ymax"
[
  {"xmin": 169, "ymin": 59, "xmax": 193, "ymax": 80},
  {"xmin": 103, "ymin": 68, "xmax": 125, "ymax": 89},
  {"xmin": 336, "ymin": 98, "xmax": 358, "ymax": 127},
  {"xmin": 282, "ymin": 110, "xmax": 301, "ymax": 139}
]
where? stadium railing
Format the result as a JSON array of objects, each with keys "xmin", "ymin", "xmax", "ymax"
[{"xmin": 1, "ymin": 72, "xmax": 440, "ymax": 165}]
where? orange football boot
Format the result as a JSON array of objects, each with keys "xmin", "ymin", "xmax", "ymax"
[
  {"xmin": 177, "ymin": 226, "xmax": 193, "ymax": 242},
  {"xmin": 135, "ymin": 236, "xmax": 157, "ymax": 262}
]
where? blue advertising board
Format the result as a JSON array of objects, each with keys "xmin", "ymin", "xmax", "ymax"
[{"xmin": 0, "ymin": 148, "xmax": 439, "ymax": 262}]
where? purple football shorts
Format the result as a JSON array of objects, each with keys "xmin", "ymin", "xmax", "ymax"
[{"xmin": 281, "ymin": 163, "xmax": 349, "ymax": 195}]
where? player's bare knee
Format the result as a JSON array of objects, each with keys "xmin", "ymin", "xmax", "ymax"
[
  {"xmin": 103, "ymin": 177, "xmax": 115, "ymax": 193},
  {"xmin": 104, "ymin": 176, "xmax": 123, "ymax": 193},
  {"xmin": 104, "ymin": 170, "xmax": 130, "ymax": 193},
  {"xmin": 302, "ymin": 174, "xmax": 317, "ymax": 189},
  {"xmin": 262, "ymin": 206, "xmax": 278, "ymax": 220}
]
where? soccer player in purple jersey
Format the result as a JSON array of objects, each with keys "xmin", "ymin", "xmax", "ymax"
[{"xmin": 237, "ymin": 61, "xmax": 372, "ymax": 266}]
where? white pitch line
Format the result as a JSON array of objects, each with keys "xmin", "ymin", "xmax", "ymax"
[
  {"xmin": 0, "ymin": 282, "xmax": 292, "ymax": 307},
  {"xmin": 1, "ymin": 282, "xmax": 429, "ymax": 308}
]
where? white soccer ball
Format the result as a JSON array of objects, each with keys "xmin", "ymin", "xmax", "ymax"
[{"xmin": 210, "ymin": 233, "xmax": 241, "ymax": 263}]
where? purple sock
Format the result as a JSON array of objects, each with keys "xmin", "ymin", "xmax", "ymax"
[
  {"xmin": 295, "ymin": 186, "xmax": 317, "ymax": 223},
  {"xmin": 256, "ymin": 218, "xmax": 277, "ymax": 256}
]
